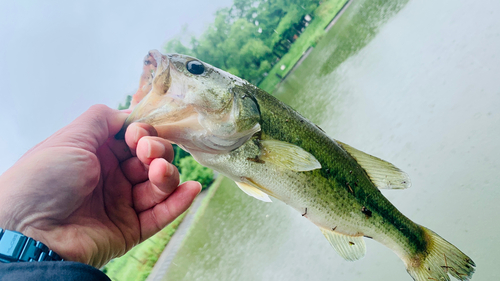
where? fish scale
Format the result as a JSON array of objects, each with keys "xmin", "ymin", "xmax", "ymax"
[{"xmin": 254, "ymin": 88, "xmax": 425, "ymax": 247}]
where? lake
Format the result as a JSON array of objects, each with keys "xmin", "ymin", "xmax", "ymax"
[{"xmin": 164, "ymin": 0, "xmax": 500, "ymax": 280}]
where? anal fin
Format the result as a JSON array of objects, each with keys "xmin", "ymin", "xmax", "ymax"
[{"xmin": 320, "ymin": 228, "xmax": 366, "ymax": 261}]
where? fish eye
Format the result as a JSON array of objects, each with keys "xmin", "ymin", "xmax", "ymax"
[{"xmin": 186, "ymin": 60, "xmax": 205, "ymax": 75}]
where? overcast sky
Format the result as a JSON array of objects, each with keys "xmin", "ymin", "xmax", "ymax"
[{"xmin": 0, "ymin": 0, "xmax": 233, "ymax": 174}]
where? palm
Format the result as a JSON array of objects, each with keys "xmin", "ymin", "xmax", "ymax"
[
  {"xmin": 46, "ymin": 144, "xmax": 142, "ymax": 267},
  {"xmin": 0, "ymin": 105, "xmax": 200, "ymax": 268}
]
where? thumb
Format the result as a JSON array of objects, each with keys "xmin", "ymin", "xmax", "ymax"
[{"xmin": 51, "ymin": 104, "xmax": 129, "ymax": 153}]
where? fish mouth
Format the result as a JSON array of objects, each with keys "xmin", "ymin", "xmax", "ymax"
[
  {"xmin": 129, "ymin": 52, "xmax": 158, "ymax": 108},
  {"xmin": 116, "ymin": 50, "xmax": 193, "ymax": 140}
]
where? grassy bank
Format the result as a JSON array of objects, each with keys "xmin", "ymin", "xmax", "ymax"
[
  {"xmin": 101, "ymin": 176, "xmax": 223, "ymax": 281},
  {"xmin": 102, "ymin": 212, "xmax": 187, "ymax": 281},
  {"xmin": 258, "ymin": 0, "xmax": 349, "ymax": 93}
]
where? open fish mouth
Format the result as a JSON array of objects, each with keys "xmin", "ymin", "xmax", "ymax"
[
  {"xmin": 115, "ymin": 50, "xmax": 260, "ymax": 154},
  {"xmin": 129, "ymin": 52, "xmax": 158, "ymax": 109},
  {"xmin": 116, "ymin": 50, "xmax": 200, "ymax": 140}
]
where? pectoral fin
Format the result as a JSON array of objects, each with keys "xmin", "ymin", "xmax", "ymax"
[
  {"xmin": 320, "ymin": 228, "xmax": 366, "ymax": 261},
  {"xmin": 235, "ymin": 181, "xmax": 272, "ymax": 202},
  {"xmin": 336, "ymin": 141, "xmax": 411, "ymax": 190},
  {"xmin": 259, "ymin": 140, "xmax": 321, "ymax": 172}
]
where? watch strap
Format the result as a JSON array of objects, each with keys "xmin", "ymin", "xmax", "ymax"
[{"xmin": 0, "ymin": 228, "xmax": 63, "ymax": 262}]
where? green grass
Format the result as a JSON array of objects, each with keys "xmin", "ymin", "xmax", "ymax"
[
  {"xmin": 101, "ymin": 212, "xmax": 187, "ymax": 281},
  {"xmin": 100, "ymin": 177, "xmax": 223, "ymax": 281},
  {"xmin": 258, "ymin": 0, "xmax": 349, "ymax": 93}
]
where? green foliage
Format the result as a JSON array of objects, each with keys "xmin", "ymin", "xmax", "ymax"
[
  {"xmin": 102, "ymin": 212, "xmax": 187, "ymax": 281},
  {"xmin": 179, "ymin": 156, "xmax": 214, "ymax": 190},
  {"xmin": 172, "ymin": 144, "xmax": 191, "ymax": 168},
  {"xmin": 118, "ymin": 95, "xmax": 132, "ymax": 110},
  {"xmin": 164, "ymin": 0, "xmax": 322, "ymax": 85},
  {"xmin": 258, "ymin": 0, "xmax": 349, "ymax": 93},
  {"xmin": 164, "ymin": 25, "xmax": 195, "ymax": 56}
]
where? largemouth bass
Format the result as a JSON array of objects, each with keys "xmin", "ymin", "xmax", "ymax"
[{"xmin": 117, "ymin": 50, "xmax": 475, "ymax": 281}]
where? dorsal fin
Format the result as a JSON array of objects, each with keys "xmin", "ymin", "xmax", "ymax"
[
  {"xmin": 320, "ymin": 228, "xmax": 366, "ymax": 261},
  {"xmin": 336, "ymin": 141, "xmax": 411, "ymax": 190},
  {"xmin": 235, "ymin": 181, "xmax": 272, "ymax": 202},
  {"xmin": 259, "ymin": 140, "xmax": 321, "ymax": 172}
]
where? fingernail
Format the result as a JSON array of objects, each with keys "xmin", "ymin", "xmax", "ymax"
[
  {"xmin": 135, "ymin": 127, "xmax": 148, "ymax": 144},
  {"xmin": 147, "ymin": 140, "xmax": 165, "ymax": 158},
  {"xmin": 164, "ymin": 163, "xmax": 173, "ymax": 177}
]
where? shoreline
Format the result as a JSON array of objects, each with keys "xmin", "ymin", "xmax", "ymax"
[
  {"xmin": 146, "ymin": 176, "xmax": 223, "ymax": 281},
  {"xmin": 271, "ymin": 0, "xmax": 352, "ymax": 92}
]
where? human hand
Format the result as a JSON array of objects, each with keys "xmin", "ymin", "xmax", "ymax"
[{"xmin": 0, "ymin": 105, "xmax": 201, "ymax": 267}]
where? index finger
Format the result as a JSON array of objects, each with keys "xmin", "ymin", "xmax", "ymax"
[{"xmin": 124, "ymin": 123, "xmax": 158, "ymax": 155}]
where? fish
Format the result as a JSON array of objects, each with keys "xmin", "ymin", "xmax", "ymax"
[
  {"xmin": 117, "ymin": 50, "xmax": 475, "ymax": 281},
  {"xmin": 130, "ymin": 52, "xmax": 157, "ymax": 108}
]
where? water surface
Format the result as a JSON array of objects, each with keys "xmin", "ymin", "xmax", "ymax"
[{"xmin": 165, "ymin": 0, "xmax": 500, "ymax": 279}]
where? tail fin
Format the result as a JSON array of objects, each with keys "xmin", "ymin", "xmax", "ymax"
[{"xmin": 406, "ymin": 226, "xmax": 475, "ymax": 281}]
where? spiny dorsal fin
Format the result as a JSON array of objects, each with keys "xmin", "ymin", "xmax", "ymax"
[
  {"xmin": 336, "ymin": 141, "xmax": 411, "ymax": 190},
  {"xmin": 320, "ymin": 228, "xmax": 366, "ymax": 261},
  {"xmin": 259, "ymin": 140, "xmax": 321, "ymax": 172},
  {"xmin": 235, "ymin": 181, "xmax": 272, "ymax": 202}
]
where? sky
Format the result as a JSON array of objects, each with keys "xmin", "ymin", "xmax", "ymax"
[{"xmin": 0, "ymin": 0, "xmax": 233, "ymax": 174}]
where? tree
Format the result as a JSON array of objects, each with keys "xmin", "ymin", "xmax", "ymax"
[
  {"xmin": 164, "ymin": 0, "xmax": 322, "ymax": 84},
  {"xmin": 118, "ymin": 95, "xmax": 131, "ymax": 110},
  {"xmin": 179, "ymin": 156, "xmax": 214, "ymax": 190},
  {"xmin": 164, "ymin": 25, "xmax": 195, "ymax": 56},
  {"xmin": 172, "ymin": 144, "xmax": 191, "ymax": 168}
]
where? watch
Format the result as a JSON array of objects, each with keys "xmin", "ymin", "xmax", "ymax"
[{"xmin": 0, "ymin": 228, "xmax": 63, "ymax": 262}]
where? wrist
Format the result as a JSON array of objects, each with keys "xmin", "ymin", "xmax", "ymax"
[{"xmin": 0, "ymin": 228, "xmax": 63, "ymax": 263}]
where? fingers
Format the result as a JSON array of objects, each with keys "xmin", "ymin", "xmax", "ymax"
[
  {"xmin": 124, "ymin": 123, "xmax": 158, "ymax": 155},
  {"xmin": 106, "ymin": 137, "xmax": 132, "ymax": 162},
  {"xmin": 136, "ymin": 137, "xmax": 174, "ymax": 165},
  {"xmin": 132, "ymin": 158, "xmax": 179, "ymax": 212},
  {"xmin": 120, "ymin": 139, "xmax": 173, "ymax": 185},
  {"xmin": 120, "ymin": 126, "xmax": 174, "ymax": 185},
  {"xmin": 120, "ymin": 157, "xmax": 148, "ymax": 184},
  {"xmin": 138, "ymin": 181, "xmax": 201, "ymax": 241}
]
